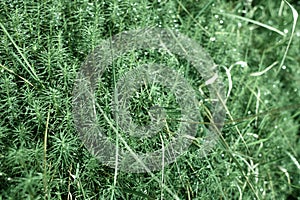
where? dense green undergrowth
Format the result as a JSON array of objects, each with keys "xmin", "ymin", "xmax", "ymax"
[{"xmin": 0, "ymin": 0, "xmax": 299, "ymax": 199}]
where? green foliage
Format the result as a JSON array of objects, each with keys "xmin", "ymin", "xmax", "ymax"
[{"xmin": 0, "ymin": 0, "xmax": 299, "ymax": 199}]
